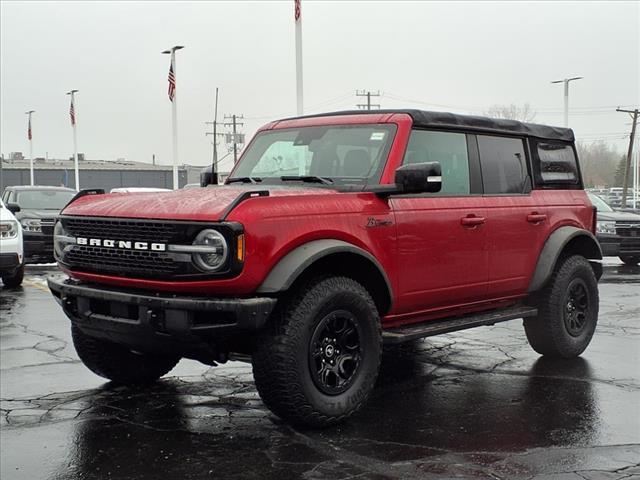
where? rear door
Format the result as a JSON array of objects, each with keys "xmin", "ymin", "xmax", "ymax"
[
  {"xmin": 391, "ymin": 130, "xmax": 488, "ymax": 316},
  {"xmin": 476, "ymin": 134, "xmax": 548, "ymax": 297}
]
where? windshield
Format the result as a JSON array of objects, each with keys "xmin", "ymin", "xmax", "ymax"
[
  {"xmin": 16, "ymin": 190, "xmax": 75, "ymax": 210},
  {"xmin": 229, "ymin": 124, "xmax": 397, "ymax": 185},
  {"xmin": 588, "ymin": 192, "xmax": 614, "ymax": 212}
]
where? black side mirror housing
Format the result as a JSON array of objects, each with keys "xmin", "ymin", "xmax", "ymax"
[
  {"xmin": 200, "ymin": 165, "xmax": 218, "ymax": 187},
  {"xmin": 6, "ymin": 202, "xmax": 21, "ymax": 213},
  {"xmin": 394, "ymin": 162, "xmax": 442, "ymax": 194}
]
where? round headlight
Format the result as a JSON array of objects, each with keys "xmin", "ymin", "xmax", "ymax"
[
  {"xmin": 192, "ymin": 229, "xmax": 228, "ymax": 271},
  {"xmin": 53, "ymin": 221, "xmax": 65, "ymax": 259}
]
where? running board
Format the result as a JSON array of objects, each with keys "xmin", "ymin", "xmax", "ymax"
[{"xmin": 382, "ymin": 305, "xmax": 538, "ymax": 344}]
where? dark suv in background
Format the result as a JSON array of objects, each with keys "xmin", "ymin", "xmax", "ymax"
[
  {"xmin": 589, "ymin": 192, "xmax": 640, "ymax": 265},
  {"xmin": 2, "ymin": 186, "xmax": 76, "ymax": 263}
]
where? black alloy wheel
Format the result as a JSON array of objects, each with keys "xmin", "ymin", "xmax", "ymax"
[
  {"xmin": 309, "ymin": 310, "xmax": 362, "ymax": 395},
  {"xmin": 564, "ymin": 278, "xmax": 590, "ymax": 336}
]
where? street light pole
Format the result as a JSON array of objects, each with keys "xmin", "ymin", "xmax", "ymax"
[
  {"xmin": 551, "ymin": 76, "xmax": 583, "ymax": 127},
  {"xmin": 162, "ymin": 45, "xmax": 184, "ymax": 190},
  {"xmin": 25, "ymin": 110, "xmax": 35, "ymax": 185}
]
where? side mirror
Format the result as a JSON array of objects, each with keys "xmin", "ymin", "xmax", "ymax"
[
  {"xmin": 395, "ymin": 162, "xmax": 442, "ymax": 194},
  {"xmin": 200, "ymin": 165, "xmax": 218, "ymax": 187},
  {"xmin": 6, "ymin": 202, "xmax": 21, "ymax": 213}
]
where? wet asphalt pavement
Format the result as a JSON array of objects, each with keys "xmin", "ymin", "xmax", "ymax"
[{"xmin": 1, "ymin": 263, "xmax": 639, "ymax": 480}]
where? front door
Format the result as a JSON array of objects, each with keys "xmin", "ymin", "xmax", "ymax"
[{"xmin": 391, "ymin": 130, "xmax": 488, "ymax": 319}]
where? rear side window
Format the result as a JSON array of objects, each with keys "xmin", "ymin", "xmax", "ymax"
[
  {"xmin": 535, "ymin": 141, "xmax": 579, "ymax": 187},
  {"xmin": 477, "ymin": 135, "xmax": 527, "ymax": 194},
  {"xmin": 403, "ymin": 130, "xmax": 470, "ymax": 195}
]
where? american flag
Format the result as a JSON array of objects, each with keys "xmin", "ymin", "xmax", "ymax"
[
  {"xmin": 168, "ymin": 62, "xmax": 176, "ymax": 102},
  {"xmin": 69, "ymin": 99, "xmax": 76, "ymax": 126},
  {"xmin": 294, "ymin": 0, "xmax": 301, "ymax": 21},
  {"xmin": 27, "ymin": 117, "xmax": 32, "ymax": 140}
]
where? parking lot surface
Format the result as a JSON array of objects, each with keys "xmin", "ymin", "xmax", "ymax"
[{"xmin": 1, "ymin": 263, "xmax": 639, "ymax": 480}]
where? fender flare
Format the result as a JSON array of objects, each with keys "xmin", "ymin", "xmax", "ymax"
[
  {"xmin": 528, "ymin": 226, "xmax": 602, "ymax": 293},
  {"xmin": 256, "ymin": 239, "xmax": 393, "ymax": 304}
]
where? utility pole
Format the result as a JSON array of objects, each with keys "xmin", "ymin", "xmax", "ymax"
[
  {"xmin": 551, "ymin": 77, "xmax": 583, "ymax": 127},
  {"xmin": 356, "ymin": 90, "xmax": 380, "ymax": 110},
  {"xmin": 617, "ymin": 107, "xmax": 639, "ymax": 208},
  {"xmin": 205, "ymin": 88, "xmax": 223, "ymax": 184},
  {"xmin": 223, "ymin": 114, "xmax": 245, "ymax": 164},
  {"xmin": 25, "ymin": 110, "xmax": 35, "ymax": 185}
]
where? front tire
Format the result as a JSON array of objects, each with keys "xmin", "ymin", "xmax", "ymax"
[
  {"xmin": 525, "ymin": 255, "xmax": 599, "ymax": 358},
  {"xmin": 252, "ymin": 276, "xmax": 381, "ymax": 428},
  {"xmin": 619, "ymin": 255, "xmax": 640, "ymax": 266},
  {"xmin": 71, "ymin": 326, "xmax": 179, "ymax": 385},
  {"xmin": 2, "ymin": 264, "xmax": 24, "ymax": 288}
]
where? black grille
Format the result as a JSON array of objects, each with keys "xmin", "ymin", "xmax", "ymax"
[
  {"xmin": 616, "ymin": 221, "xmax": 640, "ymax": 238},
  {"xmin": 59, "ymin": 216, "xmax": 206, "ymax": 279},
  {"xmin": 65, "ymin": 245, "xmax": 182, "ymax": 277},
  {"xmin": 62, "ymin": 217, "xmax": 186, "ymax": 243}
]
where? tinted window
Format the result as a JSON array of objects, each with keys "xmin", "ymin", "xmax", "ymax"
[
  {"xmin": 403, "ymin": 130, "xmax": 470, "ymax": 195},
  {"xmin": 536, "ymin": 141, "xmax": 579, "ymax": 185},
  {"xmin": 477, "ymin": 135, "xmax": 527, "ymax": 194}
]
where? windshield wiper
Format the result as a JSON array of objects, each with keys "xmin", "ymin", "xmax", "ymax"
[
  {"xmin": 280, "ymin": 175, "xmax": 333, "ymax": 185},
  {"xmin": 226, "ymin": 176, "xmax": 262, "ymax": 184}
]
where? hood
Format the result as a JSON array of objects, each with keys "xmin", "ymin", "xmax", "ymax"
[
  {"xmin": 14, "ymin": 208, "xmax": 62, "ymax": 221},
  {"xmin": 596, "ymin": 210, "xmax": 640, "ymax": 222},
  {"xmin": 62, "ymin": 184, "xmax": 338, "ymax": 221},
  {"xmin": 0, "ymin": 206, "xmax": 18, "ymax": 222}
]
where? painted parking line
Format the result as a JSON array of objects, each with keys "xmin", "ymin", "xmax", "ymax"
[{"xmin": 22, "ymin": 278, "xmax": 50, "ymax": 293}]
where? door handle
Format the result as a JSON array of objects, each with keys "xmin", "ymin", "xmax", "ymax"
[
  {"xmin": 527, "ymin": 213, "xmax": 547, "ymax": 223},
  {"xmin": 460, "ymin": 215, "xmax": 486, "ymax": 227}
]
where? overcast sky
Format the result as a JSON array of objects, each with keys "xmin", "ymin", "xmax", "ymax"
[{"xmin": 1, "ymin": 1, "xmax": 638, "ymax": 173}]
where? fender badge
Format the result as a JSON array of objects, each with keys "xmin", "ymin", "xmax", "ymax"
[{"xmin": 366, "ymin": 217, "xmax": 393, "ymax": 228}]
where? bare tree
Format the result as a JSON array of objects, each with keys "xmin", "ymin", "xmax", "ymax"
[{"xmin": 484, "ymin": 103, "xmax": 537, "ymax": 122}]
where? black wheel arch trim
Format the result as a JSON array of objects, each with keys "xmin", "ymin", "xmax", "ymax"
[
  {"xmin": 256, "ymin": 239, "xmax": 393, "ymax": 312},
  {"xmin": 528, "ymin": 226, "xmax": 602, "ymax": 293}
]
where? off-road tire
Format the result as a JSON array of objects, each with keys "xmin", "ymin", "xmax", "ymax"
[
  {"xmin": 619, "ymin": 255, "xmax": 640, "ymax": 266},
  {"xmin": 2, "ymin": 265, "xmax": 24, "ymax": 288},
  {"xmin": 525, "ymin": 255, "xmax": 599, "ymax": 358},
  {"xmin": 71, "ymin": 325, "xmax": 179, "ymax": 385},
  {"xmin": 252, "ymin": 276, "xmax": 381, "ymax": 428}
]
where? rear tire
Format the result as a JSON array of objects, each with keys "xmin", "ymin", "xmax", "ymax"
[
  {"xmin": 525, "ymin": 255, "xmax": 599, "ymax": 358},
  {"xmin": 252, "ymin": 276, "xmax": 381, "ymax": 428},
  {"xmin": 2, "ymin": 265, "xmax": 24, "ymax": 288},
  {"xmin": 619, "ymin": 255, "xmax": 640, "ymax": 266},
  {"xmin": 71, "ymin": 326, "xmax": 179, "ymax": 385}
]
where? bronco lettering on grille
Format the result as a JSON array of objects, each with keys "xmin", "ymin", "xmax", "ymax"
[{"xmin": 76, "ymin": 237, "xmax": 167, "ymax": 251}]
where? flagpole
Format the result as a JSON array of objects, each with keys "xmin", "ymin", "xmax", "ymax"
[
  {"xmin": 295, "ymin": 0, "xmax": 303, "ymax": 115},
  {"xmin": 67, "ymin": 90, "xmax": 80, "ymax": 191},
  {"xmin": 162, "ymin": 45, "xmax": 184, "ymax": 190},
  {"xmin": 26, "ymin": 111, "xmax": 35, "ymax": 185}
]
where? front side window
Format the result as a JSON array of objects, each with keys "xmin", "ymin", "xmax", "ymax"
[
  {"xmin": 16, "ymin": 190, "xmax": 75, "ymax": 209},
  {"xmin": 402, "ymin": 130, "xmax": 470, "ymax": 195},
  {"xmin": 477, "ymin": 135, "xmax": 528, "ymax": 194},
  {"xmin": 229, "ymin": 124, "xmax": 397, "ymax": 185}
]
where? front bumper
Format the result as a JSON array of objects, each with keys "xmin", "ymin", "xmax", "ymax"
[
  {"xmin": 596, "ymin": 233, "xmax": 640, "ymax": 257},
  {"xmin": 48, "ymin": 276, "xmax": 277, "ymax": 361},
  {"xmin": 0, "ymin": 253, "xmax": 21, "ymax": 276}
]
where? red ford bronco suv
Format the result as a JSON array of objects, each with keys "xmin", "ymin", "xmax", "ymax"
[{"xmin": 49, "ymin": 110, "xmax": 602, "ymax": 427}]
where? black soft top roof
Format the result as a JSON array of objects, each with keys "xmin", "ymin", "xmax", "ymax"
[{"xmin": 288, "ymin": 109, "xmax": 575, "ymax": 143}]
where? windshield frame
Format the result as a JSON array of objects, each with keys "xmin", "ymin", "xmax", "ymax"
[
  {"xmin": 227, "ymin": 123, "xmax": 398, "ymax": 187},
  {"xmin": 15, "ymin": 189, "xmax": 76, "ymax": 210}
]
